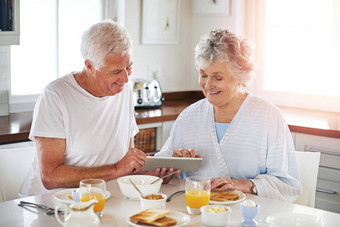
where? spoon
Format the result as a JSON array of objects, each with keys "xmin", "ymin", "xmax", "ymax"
[
  {"xmin": 166, "ymin": 190, "xmax": 185, "ymax": 202},
  {"xmin": 150, "ymin": 170, "xmax": 179, "ymax": 185},
  {"xmin": 129, "ymin": 178, "xmax": 145, "ymax": 198}
]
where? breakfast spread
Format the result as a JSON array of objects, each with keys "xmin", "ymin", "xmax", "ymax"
[
  {"xmin": 129, "ymin": 209, "xmax": 177, "ymax": 226},
  {"xmin": 210, "ymin": 191, "xmax": 241, "ymax": 202}
]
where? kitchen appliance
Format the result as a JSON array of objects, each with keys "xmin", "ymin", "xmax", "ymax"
[{"xmin": 131, "ymin": 79, "xmax": 164, "ymax": 109}]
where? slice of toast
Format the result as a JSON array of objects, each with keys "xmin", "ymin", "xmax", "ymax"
[
  {"xmin": 210, "ymin": 191, "xmax": 241, "ymax": 201},
  {"xmin": 130, "ymin": 209, "xmax": 171, "ymax": 224},
  {"xmin": 149, "ymin": 216, "xmax": 178, "ymax": 226}
]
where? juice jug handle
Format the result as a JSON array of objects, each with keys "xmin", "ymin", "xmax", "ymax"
[{"xmin": 55, "ymin": 205, "xmax": 67, "ymax": 226}]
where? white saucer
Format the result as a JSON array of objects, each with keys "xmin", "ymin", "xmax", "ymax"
[{"xmin": 53, "ymin": 188, "xmax": 111, "ymax": 205}]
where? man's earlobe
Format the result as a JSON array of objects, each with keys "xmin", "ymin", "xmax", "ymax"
[{"xmin": 85, "ymin": 60, "xmax": 94, "ymax": 71}]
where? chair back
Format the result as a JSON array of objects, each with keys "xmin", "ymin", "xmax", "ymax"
[
  {"xmin": 0, "ymin": 144, "xmax": 35, "ymax": 202},
  {"xmin": 294, "ymin": 151, "xmax": 321, "ymax": 207}
]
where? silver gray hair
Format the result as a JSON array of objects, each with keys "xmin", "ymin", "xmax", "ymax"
[
  {"xmin": 195, "ymin": 29, "xmax": 255, "ymax": 87},
  {"xmin": 80, "ymin": 20, "xmax": 132, "ymax": 69}
]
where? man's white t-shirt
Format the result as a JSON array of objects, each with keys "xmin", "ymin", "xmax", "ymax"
[{"xmin": 20, "ymin": 73, "xmax": 138, "ymax": 196}]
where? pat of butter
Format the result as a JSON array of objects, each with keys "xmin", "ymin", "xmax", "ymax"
[
  {"xmin": 242, "ymin": 199, "xmax": 256, "ymax": 207},
  {"xmin": 205, "ymin": 206, "xmax": 227, "ymax": 213}
]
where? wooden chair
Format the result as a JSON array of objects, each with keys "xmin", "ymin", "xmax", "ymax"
[{"xmin": 293, "ymin": 151, "xmax": 321, "ymax": 208}]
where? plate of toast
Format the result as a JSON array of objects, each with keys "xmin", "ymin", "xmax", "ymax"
[
  {"xmin": 209, "ymin": 190, "xmax": 246, "ymax": 205},
  {"xmin": 127, "ymin": 208, "xmax": 190, "ymax": 227}
]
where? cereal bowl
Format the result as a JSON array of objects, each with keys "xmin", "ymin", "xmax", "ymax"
[
  {"xmin": 117, "ymin": 175, "xmax": 162, "ymax": 200},
  {"xmin": 200, "ymin": 205, "xmax": 231, "ymax": 227},
  {"xmin": 140, "ymin": 193, "xmax": 167, "ymax": 210}
]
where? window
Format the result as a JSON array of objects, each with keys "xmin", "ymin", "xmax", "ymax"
[
  {"xmin": 247, "ymin": 0, "xmax": 340, "ymax": 112},
  {"xmin": 9, "ymin": 0, "xmax": 118, "ymax": 111}
]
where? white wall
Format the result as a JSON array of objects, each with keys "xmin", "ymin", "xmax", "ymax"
[
  {"xmin": 125, "ymin": 0, "xmax": 245, "ymax": 92},
  {"xmin": 0, "ymin": 0, "xmax": 246, "ymax": 114},
  {"xmin": 125, "ymin": 0, "xmax": 194, "ymax": 92}
]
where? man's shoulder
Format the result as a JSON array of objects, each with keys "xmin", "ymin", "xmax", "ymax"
[{"xmin": 44, "ymin": 74, "xmax": 74, "ymax": 93}]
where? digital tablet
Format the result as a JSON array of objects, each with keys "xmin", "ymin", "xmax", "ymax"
[{"xmin": 144, "ymin": 156, "xmax": 202, "ymax": 172}]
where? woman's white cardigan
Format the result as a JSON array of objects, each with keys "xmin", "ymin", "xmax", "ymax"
[{"xmin": 156, "ymin": 93, "xmax": 301, "ymax": 202}]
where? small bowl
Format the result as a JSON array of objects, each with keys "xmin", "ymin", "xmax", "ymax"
[
  {"xmin": 200, "ymin": 205, "xmax": 231, "ymax": 227},
  {"xmin": 140, "ymin": 193, "xmax": 167, "ymax": 210},
  {"xmin": 117, "ymin": 175, "xmax": 162, "ymax": 200}
]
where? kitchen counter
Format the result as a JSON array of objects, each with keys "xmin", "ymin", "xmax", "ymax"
[
  {"xmin": 0, "ymin": 91, "xmax": 204, "ymax": 144},
  {"xmin": 1, "ymin": 91, "xmax": 340, "ymax": 144}
]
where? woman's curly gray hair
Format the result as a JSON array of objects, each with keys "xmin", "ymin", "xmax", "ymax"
[
  {"xmin": 195, "ymin": 29, "xmax": 256, "ymax": 87},
  {"xmin": 81, "ymin": 20, "xmax": 132, "ymax": 70}
]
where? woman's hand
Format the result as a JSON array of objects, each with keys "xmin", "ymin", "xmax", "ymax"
[
  {"xmin": 211, "ymin": 177, "xmax": 253, "ymax": 194},
  {"xmin": 211, "ymin": 177, "xmax": 235, "ymax": 191},
  {"xmin": 172, "ymin": 148, "xmax": 201, "ymax": 158}
]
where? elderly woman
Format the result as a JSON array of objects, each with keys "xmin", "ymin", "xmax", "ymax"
[
  {"xmin": 156, "ymin": 29, "xmax": 301, "ymax": 202},
  {"xmin": 20, "ymin": 21, "xmax": 176, "ymax": 196}
]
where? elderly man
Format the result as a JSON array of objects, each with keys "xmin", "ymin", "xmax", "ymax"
[{"xmin": 20, "ymin": 20, "xmax": 178, "ymax": 196}]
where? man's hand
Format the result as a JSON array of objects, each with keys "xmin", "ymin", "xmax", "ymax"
[{"xmin": 115, "ymin": 148, "xmax": 147, "ymax": 175}]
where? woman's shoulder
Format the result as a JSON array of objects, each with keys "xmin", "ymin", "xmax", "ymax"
[
  {"xmin": 246, "ymin": 93, "xmax": 285, "ymax": 120},
  {"xmin": 248, "ymin": 93, "xmax": 280, "ymax": 112},
  {"xmin": 181, "ymin": 98, "xmax": 209, "ymax": 114},
  {"xmin": 174, "ymin": 98, "xmax": 211, "ymax": 123}
]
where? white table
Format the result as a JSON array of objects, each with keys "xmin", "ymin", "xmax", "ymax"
[{"xmin": 0, "ymin": 178, "xmax": 339, "ymax": 226}]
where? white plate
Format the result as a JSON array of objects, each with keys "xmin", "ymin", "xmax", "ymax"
[
  {"xmin": 127, "ymin": 211, "xmax": 190, "ymax": 227},
  {"xmin": 265, "ymin": 213, "xmax": 325, "ymax": 227},
  {"xmin": 53, "ymin": 188, "xmax": 111, "ymax": 204},
  {"xmin": 209, "ymin": 190, "xmax": 246, "ymax": 205}
]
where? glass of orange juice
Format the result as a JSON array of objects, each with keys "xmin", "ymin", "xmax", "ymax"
[
  {"xmin": 80, "ymin": 179, "xmax": 106, "ymax": 217},
  {"xmin": 185, "ymin": 176, "xmax": 210, "ymax": 214}
]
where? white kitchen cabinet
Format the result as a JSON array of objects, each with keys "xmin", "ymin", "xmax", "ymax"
[
  {"xmin": 0, "ymin": 0, "xmax": 20, "ymax": 45},
  {"xmin": 161, "ymin": 120, "xmax": 175, "ymax": 147},
  {"xmin": 294, "ymin": 133, "xmax": 340, "ymax": 213},
  {"xmin": 0, "ymin": 141, "xmax": 34, "ymax": 201},
  {"xmin": 294, "ymin": 133, "xmax": 340, "ymax": 152}
]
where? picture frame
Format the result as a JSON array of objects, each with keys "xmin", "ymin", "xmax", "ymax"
[
  {"xmin": 141, "ymin": 0, "xmax": 180, "ymax": 45},
  {"xmin": 196, "ymin": 0, "xmax": 230, "ymax": 16}
]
